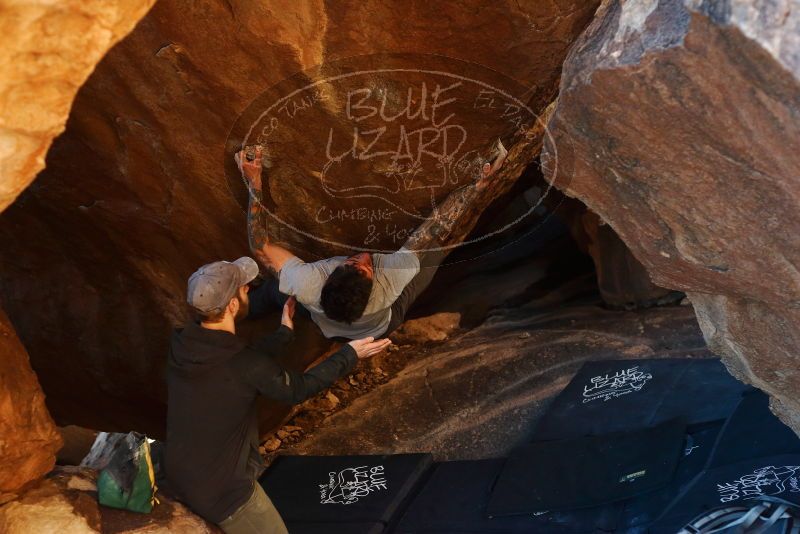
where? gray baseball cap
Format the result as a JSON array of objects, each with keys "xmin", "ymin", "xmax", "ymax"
[{"xmin": 187, "ymin": 257, "xmax": 259, "ymax": 313}]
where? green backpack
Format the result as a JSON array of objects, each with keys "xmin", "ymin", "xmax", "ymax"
[{"xmin": 96, "ymin": 432, "xmax": 158, "ymax": 513}]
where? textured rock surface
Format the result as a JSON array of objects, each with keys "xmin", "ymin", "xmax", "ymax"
[
  {"xmin": 569, "ymin": 208, "xmax": 675, "ymax": 308},
  {"xmin": 543, "ymin": 0, "xmax": 800, "ymax": 430},
  {"xmin": 289, "ymin": 286, "xmax": 709, "ymax": 460},
  {"xmin": 0, "ymin": 307, "xmax": 61, "ymax": 504},
  {"xmin": 0, "ymin": 0, "xmax": 598, "ymax": 432},
  {"xmin": 390, "ymin": 312, "xmax": 462, "ymax": 345},
  {"xmin": 0, "ymin": 466, "xmax": 220, "ymax": 533},
  {"xmin": 0, "ymin": 0, "xmax": 156, "ymax": 211}
]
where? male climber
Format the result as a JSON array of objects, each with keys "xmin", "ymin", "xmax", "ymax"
[
  {"xmin": 235, "ymin": 140, "xmax": 507, "ymax": 341},
  {"xmin": 165, "ymin": 257, "xmax": 390, "ymax": 533}
]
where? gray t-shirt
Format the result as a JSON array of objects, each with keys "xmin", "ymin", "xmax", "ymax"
[{"xmin": 278, "ymin": 249, "xmax": 420, "ymax": 339}]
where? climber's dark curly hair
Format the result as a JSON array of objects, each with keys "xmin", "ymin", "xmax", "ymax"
[{"xmin": 320, "ymin": 264, "xmax": 373, "ymax": 324}]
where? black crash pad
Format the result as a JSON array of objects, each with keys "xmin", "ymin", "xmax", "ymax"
[
  {"xmin": 487, "ymin": 418, "xmax": 686, "ymax": 517},
  {"xmin": 651, "ymin": 454, "xmax": 800, "ymax": 533},
  {"xmin": 397, "ymin": 459, "xmax": 622, "ymax": 533},
  {"xmin": 708, "ymin": 390, "xmax": 800, "ymax": 469},
  {"xmin": 642, "ymin": 391, "xmax": 800, "ymax": 531},
  {"xmin": 259, "ymin": 454, "xmax": 432, "ymax": 525},
  {"xmin": 533, "ymin": 358, "xmax": 750, "ymax": 441},
  {"xmin": 618, "ymin": 421, "xmax": 724, "ymax": 529}
]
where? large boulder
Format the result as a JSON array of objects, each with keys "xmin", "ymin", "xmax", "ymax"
[
  {"xmin": 0, "ymin": 0, "xmax": 156, "ymax": 211},
  {"xmin": 0, "ymin": 1, "xmax": 143, "ymax": 499},
  {"xmin": 0, "ymin": 0, "xmax": 598, "ymax": 432},
  {"xmin": 543, "ymin": 0, "xmax": 800, "ymax": 430},
  {"xmin": 0, "ymin": 307, "xmax": 61, "ymax": 504}
]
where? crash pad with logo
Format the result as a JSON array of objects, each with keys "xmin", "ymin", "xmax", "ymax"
[
  {"xmin": 533, "ymin": 358, "xmax": 750, "ymax": 441},
  {"xmin": 259, "ymin": 454, "xmax": 433, "ymax": 526}
]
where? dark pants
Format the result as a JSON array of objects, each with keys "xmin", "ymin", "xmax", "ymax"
[
  {"xmin": 382, "ymin": 249, "xmax": 447, "ymax": 337},
  {"xmin": 218, "ymin": 483, "xmax": 288, "ymax": 534},
  {"xmin": 248, "ymin": 250, "xmax": 447, "ymax": 339}
]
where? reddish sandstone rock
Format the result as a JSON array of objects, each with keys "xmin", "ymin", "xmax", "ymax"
[
  {"xmin": 0, "ymin": 0, "xmax": 156, "ymax": 212},
  {"xmin": 392, "ymin": 312, "xmax": 462, "ymax": 345},
  {"xmin": 543, "ymin": 0, "xmax": 800, "ymax": 430},
  {"xmin": 0, "ymin": 466, "xmax": 220, "ymax": 533},
  {"xmin": 0, "ymin": 307, "xmax": 61, "ymax": 503},
  {"xmin": 0, "ymin": 0, "xmax": 598, "ymax": 432}
]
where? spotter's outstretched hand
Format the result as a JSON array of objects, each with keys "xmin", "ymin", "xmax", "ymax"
[{"xmin": 348, "ymin": 337, "xmax": 392, "ymax": 360}]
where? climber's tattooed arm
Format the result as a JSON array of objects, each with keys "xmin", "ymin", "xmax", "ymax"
[
  {"xmin": 235, "ymin": 146, "xmax": 298, "ymax": 273},
  {"xmin": 403, "ymin": 184, "xmax": 473, "ymax": 252},
  {"xmin": 403, "ymin": 139, "xmax": 508, "ymax": 252},
  {"xmin": 246, "ymin": 179, "xmax": 269, "ymax": 254},
  {"xmin": 235, "ymin": 145, "xmax": 269, "ymax": 252},
  {"xmin": 248, "ymin": 192, "xmax": 277, "ymax": 274}
]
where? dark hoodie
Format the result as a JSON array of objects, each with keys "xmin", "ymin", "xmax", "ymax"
[{"xmin": 165, "ymin": 321, "xmax": 357, "ymax": 524}]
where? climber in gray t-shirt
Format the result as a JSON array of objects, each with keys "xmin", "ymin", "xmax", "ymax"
[
  {"xmin": 278, "ymin": 250, "xmax": 419, "ymax": 339},
  {"xmin": 234, "ymin": 141, "xmax": 507, "ymax": 341}
]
